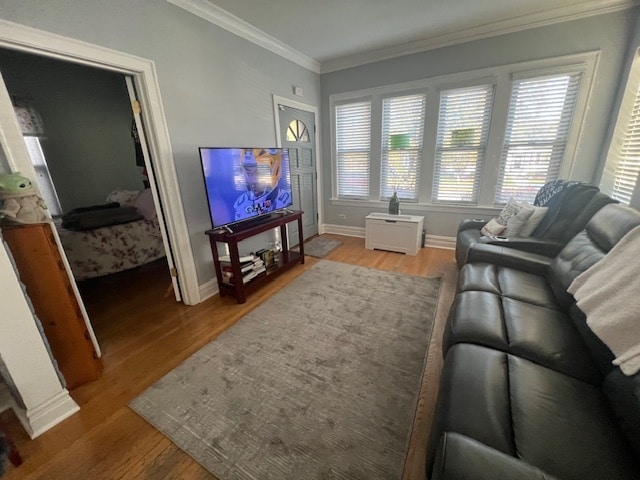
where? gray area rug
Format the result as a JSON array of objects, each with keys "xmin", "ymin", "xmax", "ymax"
[
  {"xmin": 294, "ymin": 236, "xmax": 342, "ymax": 258},
  {"xmin": 130, "ymin": 260, "xmax": 441, "ymax": 480}
]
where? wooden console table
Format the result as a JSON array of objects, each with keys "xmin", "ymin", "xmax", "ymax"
[{"xmin": 205, "ymin": 210, "xmax": 304, "ymax": 304}]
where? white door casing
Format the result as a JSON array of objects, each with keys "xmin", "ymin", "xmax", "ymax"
[
  {"xmin": 272, "ymin": 95, "xmax": 322, "ymax": 240},
  {"xmin": 125, "ymin": 77, "xmax": 181, "ymax": 301}
]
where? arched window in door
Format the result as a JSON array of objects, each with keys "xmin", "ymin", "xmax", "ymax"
[{"xmin": 286, "ymin": 120, "xmax": 310, "ymax": 142}]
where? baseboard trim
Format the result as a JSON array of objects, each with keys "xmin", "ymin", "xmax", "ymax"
[
  {"xmin": 197, "ymin": 227, "xmax": 456, "ymax": 294},
  {"xmin": 425, "ymin": 234, "xmax": 456, "ymax": 250},
  {"xmin": 199, "ymin": 279, "xmax": 218, "ymax": 302},
  {"xmin": 15, "ymin": 389, "xmax": 80, "ymax": 439},
  {"xmin": 322, "ymin": 224, "xmax": 455, "ymax": 250},
  {"xmin": 322, "ymin": 224, "xmax": 366, "ymax": 237}
]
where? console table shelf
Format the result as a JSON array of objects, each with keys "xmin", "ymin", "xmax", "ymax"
[{"xmin": 205, "ymin": 210, "xmax": 304, "ymax": 303}]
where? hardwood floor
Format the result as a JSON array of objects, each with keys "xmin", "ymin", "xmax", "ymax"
[{"xmin": 1, "ymin": 234, "xmax": 457, "ymax": 480}]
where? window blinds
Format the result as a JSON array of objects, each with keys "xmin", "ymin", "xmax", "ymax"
[
  {"xmin": 432, "ymin": 84, "xmax": 494, "ymax": 203},
  {"xmin": 381, "ymin": 94, "xmax": 426, "ymax": 201},
  {"xmin": 611, "ymin": 82, "xmax": 640, "ymax": 204},
  {"xmin": 495, "ymin": 72, "xmax": 582, "ymax": 204},
  {"xmin": 336, "ymin": 101, "xmax": 371, "ymax": 198}
]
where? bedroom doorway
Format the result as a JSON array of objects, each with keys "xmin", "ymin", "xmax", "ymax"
[
  {"xmin": 0, "ymin": 47, "xmax": 186, "ymax": 368},
  {"xmin": 0, "ymin": 20, "xmax": 200, "ymax": 306}
]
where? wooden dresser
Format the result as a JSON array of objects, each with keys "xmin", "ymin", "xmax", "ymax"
[{"xmin": 2, "ymin": 222, "xmax": 102, "ymax": 389}]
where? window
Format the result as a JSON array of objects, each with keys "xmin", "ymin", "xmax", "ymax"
[
  {"xmin": 495, "ymin": 72, "xmax": 582, "ymax": 204},
  {"xmin": 335, "ymin": 101, "xmax": 371, "ymax": 199},
  {"xmin": 330, "ymin": 52, "xmax": 596, "ymax": 208},
  {"xmin": 23, "ymin": 137, "xmax": 62, "ymax": 216},
  {"xmin": 601, "ymin": 52, "xmax": 640, "ymax": 206},
  {"xmin": 432, "ymin": 85, "xmax": 494, "ymax": 204},
  {"xmin": 381, "ymin": 94, "xmax": 426, "ymax": 201}
]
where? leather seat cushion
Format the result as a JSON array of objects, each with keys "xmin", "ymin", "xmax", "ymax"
[
  {"xmin": 434, "ymin": 344, "xmax": 639, "ymax": 480},
  {"xmin": 458, "ymin": 263, "xmax": 558, "ymax": 308},
  {"xmin": 444, "ymin": 291, "xmax": 600, "ymax": 383}
]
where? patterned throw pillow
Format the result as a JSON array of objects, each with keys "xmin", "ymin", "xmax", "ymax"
[
  {"xmin": 505, "ymin": 205, "xmax": 535, "ymax": 236},
  {"xmin": 481, "ymin": 218, "xmax": 507, "ymax": 236},
  {"xmin": 497, "ymin": 197, "xmax": 524, "ymax": 225},
  {"xmin": 106, "ymin": 189, "xmax": 140, "ymax": 207}
]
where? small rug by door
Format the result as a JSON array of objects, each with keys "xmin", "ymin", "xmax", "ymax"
[
  {"xmin": 294, "ymin": 236, "xmax": 342, "ymax": 258},
  {"xmin": 130, "ymin": 260, "xmax": 441, "ymax": 480}
]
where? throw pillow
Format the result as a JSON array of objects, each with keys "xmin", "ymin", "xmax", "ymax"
[
  {"xmin": 481, "ymin": 218, "xmax": 506, "ymax": 236},
  {"xmin": 519, "ymin": 206, "xmax": 548, "ymax": 237},
  {"xmin": 497, "ymin": 197, "xmax": 524, "ymax": 225},
  {"xmin": 505, "ymin": 204, "xmax": 535, "ymax": 236},
  {"xmin": 134, "ymin": 188, "xmax": 157, "ymax": 221},
  {"xmin": 107, "ymin": 189, "xmax": 140, "ymax": 207}
]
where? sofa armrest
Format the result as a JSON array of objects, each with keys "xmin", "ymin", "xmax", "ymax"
[
  {"xmin": 466, "ymin": 243, "xmax": 551, "ymax": 275},
  {"xmin": 431, "ymin": 432, "xmax": 559, "ymax": 480},
  {"xmin": 479, "ymin": 236, "xmax": 564, "ymax": 257},
  {"xmin": 457, "ymin": 218, "xmax": 488, "ymax": 234}
]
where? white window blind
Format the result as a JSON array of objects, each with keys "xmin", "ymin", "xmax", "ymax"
[
  {"xmin": 432, "ymin": 85, "xmax": 494, "ymax": 203},
  {"xmin": 495, "ymin": 72, "xmax": 582, "ymax": 204},
  {"xmin": 381, "ymin": 94, "xmax": 426, "ymax": 201},
  {"xmin": 603, "ymin": 62, "xmax": 640, "ymax": 205},
  {"xmin": 336, "ymin": 101, "xmax": 371, "ymax": 199}
]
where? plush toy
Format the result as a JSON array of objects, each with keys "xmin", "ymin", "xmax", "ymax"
[{"xmin": 0, "ymin": 172, "xmax": 48, "ymax": 224}]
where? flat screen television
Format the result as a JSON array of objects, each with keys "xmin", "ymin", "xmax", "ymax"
[{"xmin": 199, "ymin": 147, "xmax": 293, "ymax": 230}]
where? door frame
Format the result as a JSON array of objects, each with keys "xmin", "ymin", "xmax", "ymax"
[
  {"xmin": 272, "ymin": 95, "xmax": 324, "ymax": 234},
  {"xmin": 0, "ymin": 19, "xmax": 201, "ymax": 305}
]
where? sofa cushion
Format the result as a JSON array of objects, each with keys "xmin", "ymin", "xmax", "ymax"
[
  {"xmin": 548, "ymin": 204, "xmax": 640, "ymax": 308},
  {"xmin": 427, "ymin": 343, "xmax": 515, "ymax": 469},
  {"xmin": 431, "ymin": 344, "xmax": 639, "ymax": 480},
  {"xmin": 458, "ymin": 263, "xmax": 557, "ymax": 308},
  {"xmin": 432, "ymin": 433, "xmax": 560, "ymax": 480},
  {"xmin": 509, "ymin": 355, "xmax": 639, "ymax": 480},
  {"xmin": 444, "ymin": 291, "xmax": 601, "ymax": 383}
]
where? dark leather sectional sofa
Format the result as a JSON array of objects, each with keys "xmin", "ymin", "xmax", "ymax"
[{"xmin": 427, "ymin": 204, "xmax": 640, "ymax": 480}]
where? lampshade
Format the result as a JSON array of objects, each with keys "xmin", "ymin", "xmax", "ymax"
[{"xmin": 10, "ymin": 95, "xmax": 45, "ymax": 137}]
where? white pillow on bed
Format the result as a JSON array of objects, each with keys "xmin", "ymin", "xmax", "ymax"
[
  {"xmin": 107, "ymin": 189, "xmax": 140, "ymax": 207},
  {"xmin": 135, "ymin": 188, "xmax": 157, "ymax": 221}
]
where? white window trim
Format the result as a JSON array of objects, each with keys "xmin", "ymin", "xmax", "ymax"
[
  {"xmin": 329, "ymin": 51, "xmax": 599, "ymax": 209},
  {"xmin": 600, "ymin": 48, "xmax": 640, "ymax": 208}
]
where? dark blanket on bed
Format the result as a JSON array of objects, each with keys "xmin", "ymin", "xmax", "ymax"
[{"xmin": 62, "ymin": 204, "xmax": 143, "ymax": 231}]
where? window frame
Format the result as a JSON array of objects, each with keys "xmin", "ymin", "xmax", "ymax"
[
  {"xmin": 329, "ymin": 51, "xmax": 598, "ymax": 211},
  {"xmin": 600, "ymin": 48, "xmax": 640, "ymax": 208}
]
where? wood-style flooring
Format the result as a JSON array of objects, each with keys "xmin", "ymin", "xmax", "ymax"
[{"xmin": 1, "ymin": 234, "xmax": 457, "ymax": 480}]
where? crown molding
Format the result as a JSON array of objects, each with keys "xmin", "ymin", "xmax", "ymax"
[
  {"xmin": 321, "ymin": 0, "xmax": 637, "ymax": 73},
  {"xmin": 167, "ymin": 0, "xmax": 320, "ymax": 73},
  {"xmin": 168, "ymin": 0, "xmax": 636, "ymax": 75}
]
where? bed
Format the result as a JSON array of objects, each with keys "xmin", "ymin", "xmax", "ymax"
[{"xmin": 56, "ymin": 189, "xmax": 166, "ymax": 281}]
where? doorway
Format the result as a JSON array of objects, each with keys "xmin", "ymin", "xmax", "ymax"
[
  {"xmin": 274, "ymin": 97, "xmax": 320, "ymax": 244},
  {"xmin": 0, "ymin": 21, "xmax": 199, "ymax": 306},
  {"xmin": 0, "ymin": 47, "xmax": 179, "ymax": 364}
]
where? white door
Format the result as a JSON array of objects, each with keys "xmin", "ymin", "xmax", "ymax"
[
  {"xmin": 125, "ymin": 77, "xmax": 181, "ymax": 301},
  {"xmin": 278, "ymin": 104, "xmax": 318, "ymax": 243}
]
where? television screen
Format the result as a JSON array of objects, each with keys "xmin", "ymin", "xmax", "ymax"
[{"xmin": 199, "ymin": 147, "xmax": 293, "ymax": 229}]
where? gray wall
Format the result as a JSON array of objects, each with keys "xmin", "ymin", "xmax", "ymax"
[
  {"xmin": 0, "ymin": 48, "xmax": 144, "ymax": 211},
  {"xmin": 0, "ymin": 0, "xmax": 321, "ymax": 285},
  {"xmin": 320, "ymin": 8, "xmax": 639, "ymax": 236}
]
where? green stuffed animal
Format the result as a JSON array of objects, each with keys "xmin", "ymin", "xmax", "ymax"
[{"xmin": 0, "ymin": 172, "xmax": 48, "ymax": 224}]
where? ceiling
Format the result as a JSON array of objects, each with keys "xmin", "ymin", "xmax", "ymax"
[{"xmin": 172, "ymin": 0, "xmax": 637, "ymax": 72}]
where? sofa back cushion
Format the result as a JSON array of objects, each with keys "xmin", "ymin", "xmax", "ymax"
[{"xmin": 547, "ymin": 204, "xmax": 640, "ymax": 309}]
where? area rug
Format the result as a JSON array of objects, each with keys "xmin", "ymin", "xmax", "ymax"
[
  {"xmin": 294, "ymin": 236, "xmax": 342, "ymax": 258},
  {"xmin": 130, "ymin": 260, "xmax": 441, "ymax": 480}
]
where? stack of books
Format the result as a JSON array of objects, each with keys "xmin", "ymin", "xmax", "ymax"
[{"xmin": 219, "ymin": 255, "xmax": 267, "ymax": 285}]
